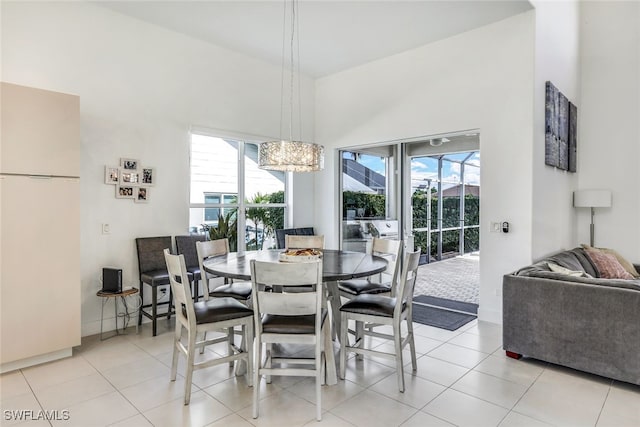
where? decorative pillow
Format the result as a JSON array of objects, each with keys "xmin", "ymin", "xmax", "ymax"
[
  {"xmin": 581, "ymin": 244, "xmax": 639, "ymax": 278},
  {"xmin": 547, "ymin": 262, "xmax": 592, "ymax": 278},
  {"xmin": 584, "ymin": 249, "xmax": 635, "ymax": 280}
]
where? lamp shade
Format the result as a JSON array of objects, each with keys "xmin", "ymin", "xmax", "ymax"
[
  {"xmin": 258, "ymin": 140, "xmax": 324, "ymax": 172},
  {"xmin": 573, "ymin": 189, "xmax": 612, "ymax": 208}
]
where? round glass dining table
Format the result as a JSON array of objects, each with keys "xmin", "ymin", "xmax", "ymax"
[{"xmin": 202, "ymin": 249, "xmax": 388, "ymax": 343}]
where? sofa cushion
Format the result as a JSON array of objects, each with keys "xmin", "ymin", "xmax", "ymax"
[
  {"xmin": 582, "ymin": 244, "xmax": 640, "ymax": 278},
  {"xmin": 585, "ymin": 249, "xmax": 635, "ymax": 280},
  {"xmin": 547, "ymin": 262, "xmax": 592, "ymax": 278}
]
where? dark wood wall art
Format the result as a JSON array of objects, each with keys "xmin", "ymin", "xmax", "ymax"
[{"xmin": 545, "ymin": 81, "xmax": 577, "ymax": 173}]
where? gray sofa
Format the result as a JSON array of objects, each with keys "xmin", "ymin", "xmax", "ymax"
[{"xmin": 503, "ymin": 247, "xmax": 640, "ymax": 385}]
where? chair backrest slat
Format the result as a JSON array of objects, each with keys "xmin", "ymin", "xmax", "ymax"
[
  {"xmin": 285, "ymin": 235, "xmax": 324, "ymax": 250},
  {"xmin": 163, "ymin": 249, "xmax": 193, "ymax": 322},
  {"xmin": 395, "ymin": 249, "xmax": 421, "ymax": 316},
  {"xmin": 370, "ymin": 237, "xmax": 402, "ymax": 293},
  {"xmin": 250, "ymin": 260, "xmax": 323, "ymax": 327}
]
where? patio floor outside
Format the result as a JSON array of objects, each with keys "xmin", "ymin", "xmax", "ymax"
[{"xmin": 414, "ymin": 253, "xmax": 479, "ymax": 305}]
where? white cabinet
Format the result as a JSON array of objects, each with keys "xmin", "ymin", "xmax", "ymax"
[
  {"xmin": 0, "ymin": 82, "xmax": 80, "ymax": 371},
  {"xmin": 1, "ymin": 82, "xmax": 80, "ymax": 176}
]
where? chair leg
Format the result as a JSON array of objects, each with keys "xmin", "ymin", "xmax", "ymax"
[
  {"xmin": 234, "ymin": 326, "xmax": 247, "ymax": 377},
  {"xmin": 407, "ymin": 317, "xmax": 417, "ymax": 372},
  {"xmin": 316, "ymin": 350, "xmax": 322, "ymax": 421},
  {"xmin": 227, "ymin": 327, "xmax": 234, "ymax": 367},
  {"xmin": 170, "ymin": 322, "xmax": 181, "ymax": 381},
  {"xmin": 355, "ymin": 320, "xmax": 364, "ymax": 361},
  {"xmin": 151, "ymin": 286, "xmax": 158, "ymax": 337},
  {"xmin": 184, "ymin": 330, "xmax": 196, "ymax": 405},
  {"xmin": 199, "ymin": 331, "xmax": 206, "ymax": 354},
  {"xmin": 394, "ymin": 320, "xmax": 405, "ymax": 393},
  {"xmin": 252, "ymin": 336, "xmax": 261, "ymax": 419},
  {"xmin": 245, "ymin": 321, "xmax": 254, "ymax": 387},
  {"xmin": 323, "ymin": 323, "xmax": 337, "ymax": 385},
  {"xmin": 138, "ymin": 281, "xmax": 144, "ymax": 326},
  {"xmin": 339, "ymin": 312, "xmax": 348, "ymax": 380},
  {"xmin": 265, "ymin": 343, "xmax": 273, "ymax": 384}
]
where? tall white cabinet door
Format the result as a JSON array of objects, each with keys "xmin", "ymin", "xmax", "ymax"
[
  {"xmin": 0, "ymin": 175, "xmax": 81, "ymax": 364},
  {"xmin": 0, "ymin": 82, "xmax": 80, "ymax": 176}
]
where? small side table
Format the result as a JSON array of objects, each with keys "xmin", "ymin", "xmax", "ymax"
[{"xmin": 96, "ymin": 287, "xmax": 139, "ymax": 340}]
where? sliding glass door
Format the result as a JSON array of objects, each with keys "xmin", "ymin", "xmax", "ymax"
[{"xmin": 339, "ymin": 146, "xmax": 400, "ymax": 252}]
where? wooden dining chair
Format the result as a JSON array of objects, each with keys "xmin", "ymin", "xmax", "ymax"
[
  {"xmin": 250, "ymin": 258, "xmax": 336, "ymax": 421},
  {"xmin": 196, "ymin": 238, "xmax": 252, "ymax": 304},
  {"xmin": 175, "ymin": 234, "xmax": 207, "ymax": 301},
  {"xmin": 338, "ymin": 237, "xmax": 402, "ymax": 298},
  {"xmin": 339, "ymin": 249, "xmax": 421, "ymax": 392},
  {"xmin": 196, "ymin": 238, "xmax": 253, "ymax": 361},
  {"xmin": 164, "ymin": 249, "xmax": 254, "ymax": 405},
  {"xmin": 284, "ymin": 234, "xmax": 324, "ymax": 250},
  {"xmin": 275, "ymin": 227, "xmax": 315, "ymax": 249}
]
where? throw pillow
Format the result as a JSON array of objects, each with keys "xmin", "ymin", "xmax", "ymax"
[
  {"xmin": 584, "ymin": 249, "xmax": 635, "ymax": 280},
  {"xmin": 547, "ymin": 262, "xmax": 592, "ymax": 278},
  {"xmin": 581, "ymin": 244, "xmax": 639, "ymax": 278}
]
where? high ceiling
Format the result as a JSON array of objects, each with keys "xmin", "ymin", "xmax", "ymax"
[{"xmin": 95, "ymin": 0, "xmax": 533, "ymax": 78}]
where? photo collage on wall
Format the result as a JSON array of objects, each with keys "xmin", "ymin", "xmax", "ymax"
[
  {"xmin": 545, "ymin": 81, "xmax": 577, "ymax": 173},
  {"xmin": 104, "ymin": 158, "xmax": 155, "ymax": 203}
]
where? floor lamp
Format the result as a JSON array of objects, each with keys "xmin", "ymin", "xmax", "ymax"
[{"xmin": 573, "ymin": 189, "xmax": 612, "ymax": 247}]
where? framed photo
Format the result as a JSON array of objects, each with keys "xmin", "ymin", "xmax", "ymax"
[
  {"xmin": 120, "ymin": 158, "xmax": 139, "ymax": 171},
  {"xmin": 104, "ymin": 166, "xmax": 119, "ymax": 184},
  {"xmin": 141, "ymin": 167, "xmax": 155, "ymax": 186},
  {"xmin": 120, "ymin": 171, "xmax": 140, "ymax": 185},
  {"xmin": 116, "ymin": 185, "xmax": 135, "ymax": 199},
  {"xmin": 135, "ymin": 187, "xmax": 149, "ymax": 203}
]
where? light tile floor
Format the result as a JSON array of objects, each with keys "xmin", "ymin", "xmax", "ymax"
[{"xmin": 1, "ymin": 319, "xmax": 639, "ymax": 427}]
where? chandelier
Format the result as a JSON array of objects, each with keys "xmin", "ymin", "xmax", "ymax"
[{"xmin": 258, "ymin": 0, "xmax": 324, "ymax": 172}]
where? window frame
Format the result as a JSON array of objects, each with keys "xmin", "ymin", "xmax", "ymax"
[{"xmin": 189, "ymin": 128, "xmax": 289, "ymax": 253}]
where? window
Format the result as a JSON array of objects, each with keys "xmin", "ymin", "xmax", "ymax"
[
  {"xmin": 204, "ymin": 193, "xmax": 237, "ymax": 223},
  {"xmin": 190, "ymin": 132, "xmax": 288, "ymax": 252}
]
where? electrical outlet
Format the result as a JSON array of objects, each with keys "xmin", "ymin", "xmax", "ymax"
[{"xmin": 102, "ymin": 223, "xmax": 111, "ymax": 234}]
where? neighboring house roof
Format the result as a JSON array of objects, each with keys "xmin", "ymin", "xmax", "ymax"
[
  {"xmin": 342, "ymin": 173, "xmax": 377, "ymax": 194},
  {"xmin": 442, "ymin": 184, "xmax": 480, "ymax": 197},
  {"xmin": 343, "ymin": 158, "xmax": 385, "ymax": 193}
]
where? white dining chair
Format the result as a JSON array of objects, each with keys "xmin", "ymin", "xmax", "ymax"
[
  {"xmin": 339, "ymin": 249, "xmax": 421, "ymax": 392},
  {"xmin": 196, "ymin": 238, "xmax": 252, "ymax": 304},
  {"xmin": 250, "ymin": 258, "xmax": 336, "ymax": 421},
  {"xmin": 164, "ymin": 249, "xmax": 254, "ymax": 405},
  {"xmin": 338, "ymin": 237, "xmax": 402, "ymax": 299}
]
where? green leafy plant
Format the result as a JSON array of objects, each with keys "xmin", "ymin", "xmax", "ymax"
[{"xmin": 208, "ymin": 211, "xmax": 238, "ymax": 252}]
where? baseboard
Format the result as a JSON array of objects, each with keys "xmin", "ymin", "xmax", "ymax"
[
  {"xmin": 0, "ymin": 348, "xmax": 72, "ymax": 374},
  {"xmin": 478, "ymin": 306, "xmax": 502, "ymax": 324}
]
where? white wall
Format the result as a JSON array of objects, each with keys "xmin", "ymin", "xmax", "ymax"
[
  {"xmin": 578, "ymin": 1, "xmax": 640, "ymax": 261},
  {"xmin": 531, "ymin": 0, "xmax": 580, "ymax": 260},
  {"xmin": 315, "ymin": 12, "xmax": 536, "ymax": 323},
  {"xmin": 1, "ymin": 1, "xmax": 315, "ymax": 336}
]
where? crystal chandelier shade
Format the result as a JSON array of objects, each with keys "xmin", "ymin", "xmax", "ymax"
[{"xmin": 258, "ymin": 140, "xmax": 324, "ymax": 172}]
